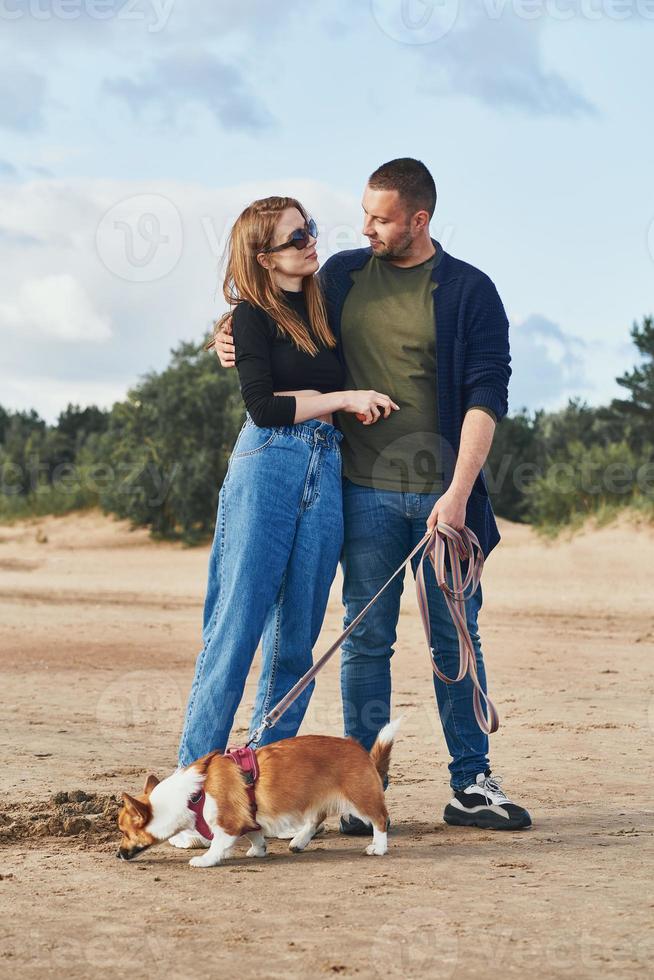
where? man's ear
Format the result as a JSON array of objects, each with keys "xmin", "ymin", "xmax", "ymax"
[
  {"xmin": 122, "ymin": 792, "xmax": 149, "ymax": 826},
  {"xmin": 143, "ymin": 773, "xmax": 160, "ymax": 795},
  {"xmin": 413, "ymin": 209, "xmax": 430, "ymax": 231}
]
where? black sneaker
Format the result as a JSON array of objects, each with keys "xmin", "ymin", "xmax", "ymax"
[
  {"xmin": 340, "ymin": 813, "xmax": 391, "ymax": 836},
  {"xmin": 443, "ymin": 770, "xmax": 532, "ymax": 830},
  {"xmin": 340, "ymin": 774, "xmax": 390, "ymax": 836}
]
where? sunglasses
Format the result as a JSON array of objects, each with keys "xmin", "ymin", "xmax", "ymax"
[{"xmin": 260, "ymin": 217, "xmax": 318, "ymax": 254}]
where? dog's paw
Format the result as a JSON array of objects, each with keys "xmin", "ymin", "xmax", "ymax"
[
  {"xmin": 272, "ymin": 827, "xmax": 303, "ymax": 840},
  {"xmin": 169, "ymin": 830, "xmax": 210, "ymax": 849},
  {"xmin": 246, "ymin": 844, "xmax": 267, "ymax": 858},
  {"xmin": 364, "ymin": 843, "xmax": 388, "ymax": 856},
  {"xmin": 189, "ymin": 854, "xmax": 220, "ymax": 868}
]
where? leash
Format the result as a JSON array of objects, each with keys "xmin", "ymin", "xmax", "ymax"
[
  {"xmin": 415, "ymin": 523, "xmax": 499, "ymax": 734},
  {"xmin": 247, "ymin": 521, "xmax": 499, "ymax": 748}
]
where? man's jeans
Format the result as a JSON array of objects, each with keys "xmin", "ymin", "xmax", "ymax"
[
  {"xmin": 177, "ymin": 415, "xmax": 344, "ymax": 768},
  {"xmin": 340, "ymin": 477, "xmax": 490, "ymax": 791}
]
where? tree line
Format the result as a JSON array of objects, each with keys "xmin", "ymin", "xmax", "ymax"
[{"xmin": 1, "ymin": 317, "xmax": 652, "ymax": 542}]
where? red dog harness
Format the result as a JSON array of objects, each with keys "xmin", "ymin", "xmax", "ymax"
[{"xmin": 187, "ymin": 746, "xmax": 260, "ymax": 840}]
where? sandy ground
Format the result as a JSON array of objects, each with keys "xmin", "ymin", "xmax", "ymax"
[{"xmin": 0, "ymin": 507, "xmax": 653, "ymax": 979}]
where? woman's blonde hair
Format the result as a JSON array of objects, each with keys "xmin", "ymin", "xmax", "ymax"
[{"xmin": 205, "ymin": 196, "xmax": 336, "ymax": 356}]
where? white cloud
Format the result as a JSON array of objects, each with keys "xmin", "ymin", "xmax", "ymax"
[
  {"xmin": 509, "ymin": 313, "xmax": 635, "ymax": 413},
  {"xmin": 102, "ymin": 48, "xmax": 273, "ymax": 134},
  {"xmin": 0, "ymin": 175, "xmax": 361, "ymax": 423},
  {"xmin": 0, "ymin": 273, "xmax": 112, "ymax": 342},
  {"xmin": 0, "ymin": 174, "xmax": 636, "ymax": 425},
  {"xmin": 0, "ymin": 159, "xmax": 18, "ymax": 177},
  {"xmin": 0, "ymin": 65, "xmax": 47, "ymax": 132},
  {"xmin": 0, "ymin": 375, "xmax": 128, "ymax": 422},
  {"xmin": 416, "ymin": 2, "xmax": 596, "ymax": 116}
]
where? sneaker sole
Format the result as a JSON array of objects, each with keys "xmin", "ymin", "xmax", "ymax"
[{"xmin": 443, "ymin": 804, "xmax": 532, "ymax": 830}]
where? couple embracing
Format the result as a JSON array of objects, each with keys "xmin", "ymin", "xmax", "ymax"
[{"xmin": 176, "ymin": 157, "xmax": 531, "ymax": 840}]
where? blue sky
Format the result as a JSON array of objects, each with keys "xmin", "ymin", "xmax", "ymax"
[{"xmin": 0, "ymin": 0, "xmax": 652, "ymax": 422}]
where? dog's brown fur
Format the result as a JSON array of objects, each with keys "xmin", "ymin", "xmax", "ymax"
[
  {"xmin": 221, "ymin": 735, "xmax": 390, "ymax": 834},
  {"xmin": 117, "ymin": 727, "xmax": 397, "ymax": 862}
]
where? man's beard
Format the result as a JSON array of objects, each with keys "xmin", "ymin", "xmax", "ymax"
[{"xmin": 371, "ymin": 227, "xmax": 415, "ymax": 261}]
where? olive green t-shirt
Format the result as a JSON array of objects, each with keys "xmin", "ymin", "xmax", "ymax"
[{"xmin": 335, "ymin": 253, "xmax": 444, "ymax": 494}]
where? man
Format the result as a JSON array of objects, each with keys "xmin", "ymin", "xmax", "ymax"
[{"xmin": 214, "ymin": 158, "xmax": 531, "ymax": 831}]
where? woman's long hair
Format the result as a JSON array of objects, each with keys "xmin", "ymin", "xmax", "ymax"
[{"xmin": 205, "ymin": 196, "xmax": 337, "ymax": 356}]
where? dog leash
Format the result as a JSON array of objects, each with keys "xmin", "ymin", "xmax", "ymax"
[
  {"xmin": 246, "ymin": 521, "xmax": 499, "ymax": 749},
  {"xmin": 416, "ymin": 523, "xmax": 499, "ymax": 734}
]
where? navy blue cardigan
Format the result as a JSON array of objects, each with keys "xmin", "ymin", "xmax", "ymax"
[{"xmin": 319, "ymin": 240, "xmax": 512, "ymax": 557}]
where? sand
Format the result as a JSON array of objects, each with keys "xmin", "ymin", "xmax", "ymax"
[{"xmin": 0, "ymin": 508, "xmax": 652, "ymax": 978}]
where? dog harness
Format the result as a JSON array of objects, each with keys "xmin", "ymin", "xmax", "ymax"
[{"xmin": 187, "ymin": 746, "xmax": 261, "ymax": 840}]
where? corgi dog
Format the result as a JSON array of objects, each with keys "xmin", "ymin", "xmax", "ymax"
[{"xmin": 116, "ymin": 719, "xmax": 401, "ymax": 867}]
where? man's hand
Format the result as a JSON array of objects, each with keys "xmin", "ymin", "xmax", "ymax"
[
  {"xmin": 426, "ymin": 408, "xmax": 496, "ymax": 533},
  {"xmin": 210, "ymin": 314, "xmax": 235, "ymax": 368},
  {"xmin": 426, "ymin": 485, "xmax": 468, "ymax": 533}
]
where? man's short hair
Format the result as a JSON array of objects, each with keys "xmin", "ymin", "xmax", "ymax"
[{"xmin": 368, "ymin": 158, "xmax": 437, "ymax": 218}]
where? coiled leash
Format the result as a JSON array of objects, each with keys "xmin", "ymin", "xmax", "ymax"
[
  {"xmin": 415, "ymin": 523, "xmax": 499, "ymax": 734},
  {"xmin": 246, "ymin": 521, "xmax": 499, "ymax": 749}
]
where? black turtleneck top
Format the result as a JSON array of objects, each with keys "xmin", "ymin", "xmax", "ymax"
[{"xmin": 231, "ymin": 289, "xmax": 346, "ymax": 427}]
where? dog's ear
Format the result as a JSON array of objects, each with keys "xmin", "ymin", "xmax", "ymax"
[
  {"xmin": 143, "ymin": 773, "xmax": 160, "ymax": 795},
  {"xmin": 122, "ymin": 792, "xmax": 149, "ymax": 826}
]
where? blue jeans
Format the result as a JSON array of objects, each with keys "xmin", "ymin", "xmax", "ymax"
[
  {"xmin": 339, "ymin": 477, "xmax": 490, "ymax": 791},
  {"xmin": 177, "ymin": 414, "xmax": 344, "ymax": 768}
]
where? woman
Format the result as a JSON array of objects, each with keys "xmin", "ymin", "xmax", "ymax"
[{"xmin": 177, "ymin": 196, "xmax": 399, "ymax": 775}]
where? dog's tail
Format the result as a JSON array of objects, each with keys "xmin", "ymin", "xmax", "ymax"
[{"xmin": 369, "ymin": 717, "xmax": 402, "ymax": 783}]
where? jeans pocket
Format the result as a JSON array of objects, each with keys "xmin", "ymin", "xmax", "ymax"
[{"xmin": 232, "ymin": 422, "xmax": 278, "ymax": 458}]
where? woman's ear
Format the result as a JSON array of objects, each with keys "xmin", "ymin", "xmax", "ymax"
[{"xmin": 256, "ymin": 251, "xmax": 270, "ymax": 271}]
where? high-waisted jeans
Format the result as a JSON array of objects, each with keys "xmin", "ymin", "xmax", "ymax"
[
  {"xmin": 339, "ymin": 477, "xmax": 490, "ymax": 791},
  {"xmin": 177, "ymin": 413, "xmax": 344, "ymax": 768}
]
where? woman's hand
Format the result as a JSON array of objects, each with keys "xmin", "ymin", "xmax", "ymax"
[
  {"xmin": 209, "ymin": 315, "xmax": 235, "ymax": 367},
  {"xmin": 342, "ymin": 390, "xmax": 400, "ymax": 425}
]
